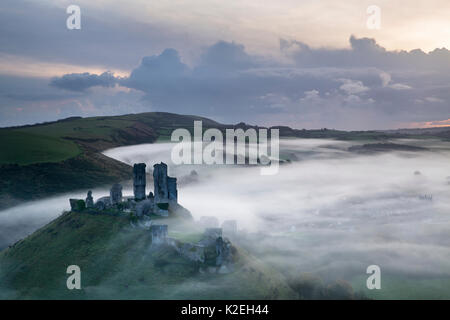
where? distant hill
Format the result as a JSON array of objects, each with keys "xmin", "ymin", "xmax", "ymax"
[
  {"xmin": 348, "ymin": 143, "xmax": 428, "ymax": 154},
  {"xmin": 0, "ymin": 210, "xmax": 295, "ymax": 299},
  {"xmin": 1, "ymin": 111, "xmax": 448, "ymax": 210},
  {"xmin": 379, "ymin": 126, "xmax": 450, "ymax": 141}
]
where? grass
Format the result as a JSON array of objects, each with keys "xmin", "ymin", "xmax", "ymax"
[
  {"xmin": 0, "ymin": 112, "xmax": 222, "ymax": 209},
  {"xmin": 0, "ymin": 112, "xmax": 221, "ymax": 166},
  {"xmin": 0, "ymin": 131, "xmax": 81, "ymax": 165},
  {"xmin": 1, "ymin": 111, "xmax": 446, "ymax": 167},
  {"xmin": 0, "ymin": 211, "xmax": 296, "ymax": 299}
]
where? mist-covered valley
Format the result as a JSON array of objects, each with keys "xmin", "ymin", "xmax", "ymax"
[{"xmin": 2, "ymin": 138, "xmax": 450, "ymax": 299}]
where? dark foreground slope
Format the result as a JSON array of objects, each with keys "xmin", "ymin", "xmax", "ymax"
[{"xmin": 0, "ymin": 211, "xmax": 295, "ymax": 299}]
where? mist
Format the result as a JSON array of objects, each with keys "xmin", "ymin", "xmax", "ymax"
[
  {"xmin": 2, "ymin": 138, "xmax": 450, "ymax": 297},
  {"xmin": 103, "ymin": 139, "xmax": 450, "ymax": 296}
]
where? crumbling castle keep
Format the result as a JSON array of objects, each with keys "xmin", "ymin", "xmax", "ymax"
[
  {"xmin": 72, "ymin": 162, "xmax": 180, "ymax": 217},
  {"xmin": 69, "ymin": 162, "xmax": 235, "ymax": 272},
  {"xmin": 133, "ymin": 163, "xmax": 146, "ymax": 201}
]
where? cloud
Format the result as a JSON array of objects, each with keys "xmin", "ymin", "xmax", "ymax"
[
  {"xmin": 50, "ymin": 72, "xmax": 119, "ymax": 92},
  {"xmin": 338, "ymin": 79, "xmax": 369, "ymax": 95},
  {"xmin": 0, "ymin": 0, "xmax": 198, "ymax": 71},
  {"xmin": 283, "ymin": 35, "xmax": 450, "ymax": 71},
  {"xmin": 0, "ymin": 73, "xmax": 148, "ymax": 127},
  {"xmin": 106, "ymin": 38, "xmax": 450, "ymax": 128},
  {"xmin": 389, "ymin": 83, "xmax": 412, "ymax": 90},
  {"xmin": 6, "ymin": 36, "xmax": 450, "ymax": 129},
  {"xmin": 425, "ymin": 97, "xmax": 445, "ymax": 103}
]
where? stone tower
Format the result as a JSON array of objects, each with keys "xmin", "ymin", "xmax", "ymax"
[
  {"xmin": 153, "ymin": 162, "xmax": 169, "ymax": 203},
  {"xmin": 133, "ymin": 163, "xmax": 146, "ymax": 200}
]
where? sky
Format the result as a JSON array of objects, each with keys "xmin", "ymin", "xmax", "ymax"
[{"xmin": 0, "ymin": 0, "xmax": 449, "ymax": 129}]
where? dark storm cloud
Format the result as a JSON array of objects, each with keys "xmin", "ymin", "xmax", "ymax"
[
  {"xmin": 281, "ymin": 35, "xmax": 450, "ymax": 70},
  {"xmin": 1, "ymin": 1, "xmax": 450, "ymax": 129},
  {"xmin": 0, "ymin": 73, "xmax": 147, "ymax": 128},
  {"xmin": 46, "ymin": 36, "xmax": 450, "ymax": 129},
  {"xmin": 50, "ymin": 72, "xmax": 119, "ymax": 91},
  {"xmin": 2, "ymin": 0, "xmax": 450, "ymax": 130}
]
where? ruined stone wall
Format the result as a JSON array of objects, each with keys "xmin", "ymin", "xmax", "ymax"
[
  {"xmin": 167, "ymin": 238, "xmax": 205, "ymax": 263},
  {"xmin": 150, "ymin": 225, "xmax": 168, "ymax": 244},
  {"xmin": 167, "ymin": 177, "xmax": 178, "ymax": 202}
]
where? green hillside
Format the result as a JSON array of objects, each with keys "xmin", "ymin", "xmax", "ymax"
[
  {"xmin": 1, "ymin": 111, "xmax": 445, "ymax": 211},
  {"xmin": 0, "ymin": 112, "xmax": 222, "ymax": 166},
  {"xmin": 0, "ymin": 112, "xmax": 222, "ymax": 210},
  {"xmin": 0, "ymin": 131, "xmax": 81, "ymax": 166},
  {"xmin": 0, "ymin": 211, "xmax": 296, "ymax": 299}
]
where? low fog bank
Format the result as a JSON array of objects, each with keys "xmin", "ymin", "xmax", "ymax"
[
  {"xmin": 2, "ymin": 138, "xmax": 450, "ymax": 297},
  {"xmin": 103, "ymin": 139, "xmax": 450, "ymax": 292}
]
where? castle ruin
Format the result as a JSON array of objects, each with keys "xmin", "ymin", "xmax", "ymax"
[
  {"xmin": 153, "ymin": 162, "xmax": 178, "ymax": 204},
  {"xmin": 133, "ymin": 163, "xmax": 146, "ymax": 200},
  {"xmin": 68, "ymin": 162, "xmax": 234, "ymax": 271}
]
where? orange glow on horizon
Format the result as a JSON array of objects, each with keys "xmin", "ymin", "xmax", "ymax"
[{"xmin": 405, "ymin": 119, "xmax": 450, "ymax": 129}]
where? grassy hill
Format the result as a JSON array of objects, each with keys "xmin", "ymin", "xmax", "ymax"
[
  {"xmin": 0, "ymin": 211, "xmax": 296, "ymax": 299},
  {"xmin": 0, "ymin": 131, "xmax": 81, "ymax": 166},
  {"xmin": 0, "ymin": 112, "xmax": 222, "ymax": 210},
  {"xmin": 1, "ymin": 111, "xmax": 447, "ymax": 210},
  {"xmin": 0, "ymin": 112, "xmax": 222, "ymax": 160}
]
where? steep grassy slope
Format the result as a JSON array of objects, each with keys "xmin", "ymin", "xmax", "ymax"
[
  {"xmin": 0, "ymin": 131, "xmax": 81, "ymax": 165},
  {"xmin": 0, "ymin": 152, "xmax": 131, "ymax": 210},
  {"xmin": 0, "ymin": 211, "xmax": 295, "ymax": 299},
  {"xmin": 0, "ymin": 112, "xmax": 221, "ymax": 209},
  {"xmin": 1, "ymin": 112, "xmax": 222, "ymax": 158}
]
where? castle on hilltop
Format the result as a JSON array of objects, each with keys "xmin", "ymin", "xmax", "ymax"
[
  {"xmin": 68, "ymin": 162, "xmax": 236, "ymax": 272},
  {"xmin": 69, "ymin": 161, "xmax": 183, "ymax": 217}
]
